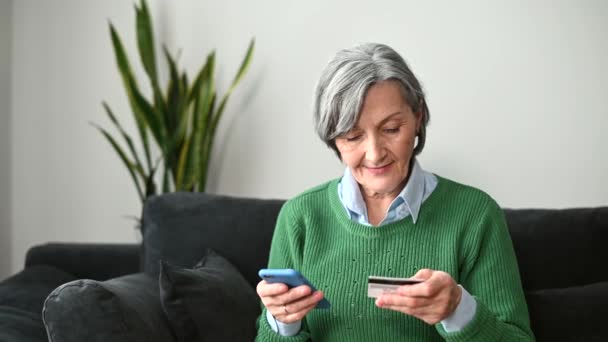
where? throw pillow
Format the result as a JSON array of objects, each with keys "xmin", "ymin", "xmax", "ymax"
[
  {"xmin": 159, "ymin": 249, "xmax": 261, "ymax": 342},
  {"xmin": 43, "ymin": 273, "xmax": 174, "ymax": 342}
]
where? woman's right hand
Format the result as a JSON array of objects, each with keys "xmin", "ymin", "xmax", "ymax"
[{"xmin": 256, "ymin": 280, "xmax": 325, "ymax": 323}]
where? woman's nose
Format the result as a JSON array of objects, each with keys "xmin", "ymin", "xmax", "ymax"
[{"xmin": 364, "ymin": 136, "xmax": 386, "ymax": 163}]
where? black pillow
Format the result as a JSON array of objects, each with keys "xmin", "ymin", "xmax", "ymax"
[
  {"xmin": 0, "ymin": 306, "xmax": 49, "ymax": 342},
  {"xmin": 526, "ymin": 281, "xmax": 608, "ymax": 342},
  {"xmin": 159, "ymin": 249, "xmax": 261, "ymax": 342},
  {"xmin": 0, "ymin": 265, "xmax": 76, "ymax": 313},
  {"xmin": 43, "ymin": 273, "xmax": 174, "ymax": 342}
]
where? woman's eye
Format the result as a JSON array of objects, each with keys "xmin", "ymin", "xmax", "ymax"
[
  {"xmin": 346, "ymin": 135, "xmax": 362, "ymax": 142},
  {"xmin": 383, "ymin": 127, "xmax": 400, "ymax": 134}
]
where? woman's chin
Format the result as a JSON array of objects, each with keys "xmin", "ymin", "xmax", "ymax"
[{"xmin": 361, "ymin": 181, "xmax": 402, "ymax": 197}]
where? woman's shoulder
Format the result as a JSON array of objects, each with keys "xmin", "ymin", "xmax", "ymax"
[
  {"xmin": 434, "ymin": 175, "xmax": 501, "ymax": 212},
  {"xmin": 281, "ymin": 178, "xmax": 339, "ymax": 211}
]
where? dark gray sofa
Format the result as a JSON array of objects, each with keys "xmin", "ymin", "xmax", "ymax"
[{"xmin": 1, "ymin": 192, "xmax": 607, "ymax": 341}]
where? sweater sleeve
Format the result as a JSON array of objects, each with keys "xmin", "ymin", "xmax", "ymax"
[
  {"xmin": 255, "ymin": 201, "xmax": 312, "ymax": 342},
  {"xmin": 436, "ymin": 200, "xmax": 535, "ymax": 341}
]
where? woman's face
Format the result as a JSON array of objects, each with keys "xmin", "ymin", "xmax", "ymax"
[{"xmin": 335, "ymin": 81, "xmax": 422, "ymax": 199}]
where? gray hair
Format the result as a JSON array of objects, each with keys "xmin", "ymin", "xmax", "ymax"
[{"xmin": 313, "ymin": 43, "xmax": 430, "ymax": 158}]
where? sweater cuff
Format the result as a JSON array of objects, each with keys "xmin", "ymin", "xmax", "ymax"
[
  {"xmin": 435, "ymin": 298, "xmax": 502, "ymax": 342},
  {"xmin": 440, "ymin": 285, "xmax": 477, "ymax": 332}
]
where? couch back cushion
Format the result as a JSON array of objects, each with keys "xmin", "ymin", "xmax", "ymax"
[
  {"xmin": 504, "ymin": 207, "xmax": 608, "ymax": 291},
  {"xmin": 142, "ymin": 192, "xmax": 285, "ymax": 287},
  {"xmin": 142, "ymin": 192, "xmax": 608, "ymax": 293}
]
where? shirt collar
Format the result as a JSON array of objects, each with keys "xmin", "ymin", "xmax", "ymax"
[{"xmin": 400, "ymin": 160, "xmax": 425, "ymax": 223}]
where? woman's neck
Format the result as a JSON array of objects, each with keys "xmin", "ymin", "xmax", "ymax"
[
  {"xmin": 360, "ymin": 161, "xmax": 414, "ymax": 226},
  {"xmin": 365, "ymin": 196, "xmax": 395, "ymax": 226}
]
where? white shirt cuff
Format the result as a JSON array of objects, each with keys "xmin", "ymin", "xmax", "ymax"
[
  {"xmin": 440, "ymin": 285, "xmax": 477, "ymax": 332},
  {"xmin": 266, "ymin": 309, "xmax": 302, "ymax": 336}
]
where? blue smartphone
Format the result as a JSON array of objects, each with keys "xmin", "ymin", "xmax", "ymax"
[{"xmin": 258, "ymin": 268, "xmax": 331, "ymax": 309}]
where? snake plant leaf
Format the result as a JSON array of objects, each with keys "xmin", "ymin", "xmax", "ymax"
[
  {"xmin": 188, "ymin": 50, "xmax": 215, "ymax": 105},
  {"xmin": 130, "ymin": 80, "xmax": 168, "ymax": 155},
  {"xmin": 194, "ymin": 54, "xmax": 216, "ymax": 191},
  {"xmin": 161, "ymin": 46, "xmax": 184, "ymax": 188},
  {"xmin": 198, "ymin": 92, "xmax": 217, "ymax": 192},
  {"xmin": 102, "ymin": 102, "xmax": 146, "ymax": 178},
  {"xmin": 182, "ymin": 99, "xmax": 200, "ymax": 189},
  {"xmin": 228, "ymin": 38, "xmax": 255, "ymax": 94},
  {"xmin": 163, "ymin": 46, "xmax": 189, "ymax": 150},
  {"xmin": 144, "ymin": 160, "xmax": 159, "ymax": 197},
  {"xmin": 177, "ymin": 51, "xmax": 215, "ymax": 191},
  {"xmin": 175, "ymin": 134, "xmax": 192, "ymax": 191},
  {"xmin": 135, "ymin": 1, "xmax": 168, "ymax": 147},
  {"xmin": 181, "ymin": 72, "xmax": 188, "ymax": 98},
  {"xmin": 135, "ymin": 1, "xmax": 157, "ymax": 85},
  {"xmin": 210, "ymin": 38, "xmax": 255, "ymax": 147},
  {"xmin": 197, "ymin": 53, "xmax": 216, "ymax": 133},
  {"xmin": 109, "ymin": 22, "xmax": 152, "ymax": 172},
  {"xmin": 163, "ymin": 46, "xmax": 181, "ymax": 132},
  {"xmin": 197, "ymin": 39, "xmax": 254, "ymax": 190},
  {"xmin": 93, "ymin": 124, "xmax": 145, "ymax": 202},
  {"xmin": 177, "ymin": 71, "xmax": 190, "ymax": 133}
]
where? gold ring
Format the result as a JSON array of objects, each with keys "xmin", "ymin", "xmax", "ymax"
[{"xmin": 283, "ymin": 305, "xmax": 289, "ymax": 314}]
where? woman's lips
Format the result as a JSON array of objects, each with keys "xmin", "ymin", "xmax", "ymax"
[{"xmin": 365, "ymin": 163, "xmax": 393, "ymax": 175}]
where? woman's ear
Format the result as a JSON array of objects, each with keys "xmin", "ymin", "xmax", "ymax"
[
  {"xmin": 416, "ymin": 99, "xmax": 425, "ymax": 132},
  {"xmin": 415, "ymin": 112, "xmax": 423, "ymax": 134}
]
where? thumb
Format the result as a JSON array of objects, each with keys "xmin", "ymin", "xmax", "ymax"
[{"xmin": 412, "ymin": 268, "xmax": 433, "ymax": 280}]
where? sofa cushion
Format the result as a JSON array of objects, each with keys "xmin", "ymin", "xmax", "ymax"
[
  {"xmin": 0, "ymin": 306, "xmax": 48, "ymax": 342},
  {"xmin": 43, "ymin": 273, "xmax": 173, "ymax": 342},
  {"xmin": 142, "ymin": 192, "xmax": 284, "ymax": 287},
  {"xmin": 505, "ymin": 207, "xmax": 608, "ymax": 291},
  {"xmin": 0, "ymin": 265, "xmax": 76, "ymax": 313},
  {"xmin": 526, "ymin": 281, "xmax": 608, "ymax": 342},
  {"xmin": 159, "ymin": 249, "xmax": 260, "ymax": 342}
]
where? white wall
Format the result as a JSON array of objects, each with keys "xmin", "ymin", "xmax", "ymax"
[
  {"xmin": 9, "ymin": 0, "xmax": 608, "ymax": 274},
  {"xmin": 0, "ymin": 0, "xmax": 13, "ymax": 279}
]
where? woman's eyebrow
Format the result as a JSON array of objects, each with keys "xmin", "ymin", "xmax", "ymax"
[{"xmin": 378, "ymin": 111, "xmax": 403, "ymax": 124}]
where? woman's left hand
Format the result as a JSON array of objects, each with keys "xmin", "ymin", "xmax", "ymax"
[{"xmin": 375, "ymin": 268, "xmax": 462, "ymax": 325}]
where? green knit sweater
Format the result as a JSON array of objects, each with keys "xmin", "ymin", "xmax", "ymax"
[{"xmin": 256, "ymin": 176, "xmax": 534, "ymax": 341}]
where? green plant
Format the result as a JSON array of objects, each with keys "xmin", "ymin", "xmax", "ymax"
[{"xmin": 95, "ymin": 0, "xmax": 254, "ymax": 203}]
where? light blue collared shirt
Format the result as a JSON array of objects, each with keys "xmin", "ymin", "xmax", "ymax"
[{"xmin": 268, "ymin": 160, "xmax": 476, "ymax": 336}]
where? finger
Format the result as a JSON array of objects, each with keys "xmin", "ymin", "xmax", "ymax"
[
  {"xmin": 376, "ymin": 302, "xmax": 421, "ymax": 316},
  {"xmin": 275, "ymin": 300, "xmax": 319, "ymax": 324},
  {"xmin": 398, "ymin": 271, "xmax": 450, "ymax": 298},
  {"xmin": 256, "ymin": 280, "xmax": 289, "ymax": 298},
  {"xmin": 394, "ymin": 269, "xmax": 435, "ymax": 297},
  {"xmin": 379, "ymin": 303, "xmax": 443, "ymax": 325},
  {"xmin": 270, "ymin": 291, "xmax": 323, "ymax": 323},
  {"xmin": 396, "ymin": 281, "xmax": 436, "ymax": 298},
  {"xmin": 269, "ymin": 288, "xmax": 320, "ymax": 314},
  {"xmin": 284, "ymin": 291, "xmax": 324, "ymax": 313},
  {"xmin": 264, "ymin": 285, "xmax": 313, "ymax": 307},
  {"xmin": 376, "ymin": 293, "xmax": 433, "ymax": 309},
  {"xmin": 376, "ymin": 297, "xmax": 444, "ymax": 324},
  {"xmin": 412, "ymin": 268, "xmax": 434, "ymax": 280}
]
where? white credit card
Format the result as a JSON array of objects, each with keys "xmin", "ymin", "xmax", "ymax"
[{"xmin": 367, "ymin": 276, "xmax": 424, "ymax": 298}]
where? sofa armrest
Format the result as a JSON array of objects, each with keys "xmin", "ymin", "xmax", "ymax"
[{"xmin": 25, "ymin": 243, "xmax": 140, "ymax": 281}]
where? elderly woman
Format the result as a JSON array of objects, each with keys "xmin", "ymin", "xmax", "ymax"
[{"xmin": 255, "ymin": 43, "xmax": 534, "ymax": 341}]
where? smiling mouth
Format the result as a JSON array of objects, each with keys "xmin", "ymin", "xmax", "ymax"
[{"xmin": 364, "ymin": 162, "xmax": 393, "ymax": 174}]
